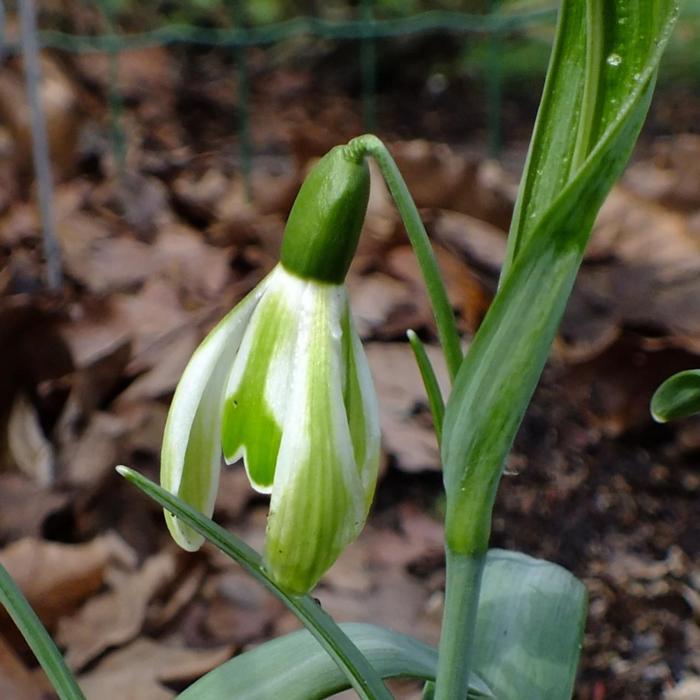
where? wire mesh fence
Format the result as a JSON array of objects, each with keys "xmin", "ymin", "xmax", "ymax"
[{"xmin": 3, "ymin": 0, "xmax": 561, "ymax": 286}]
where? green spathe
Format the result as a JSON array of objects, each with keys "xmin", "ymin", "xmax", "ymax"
[{"xmin": 281, "ymin": 145, "xmax": 370, "ymax": 283}]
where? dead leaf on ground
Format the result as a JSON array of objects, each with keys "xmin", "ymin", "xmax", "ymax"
[
  {"xmin": 78, "ymin": 637, "xmax": 232, "ymax": 700},
  {"xmin": 0, "ymin": 474, "xmax": 68, "ymax": 541},
  {"xmin": 58, "ymin": 550, "xmax": 177, "ymax": 670},
  {"xmin": 562, "ymin": 187, "xmax": 700, "ymax": 362},
  {"xmin": 5, "ymin": 392, "xmax": 54, "ymax": 486},
  {"xmin": 347, "ymin": 272, "xmax": 415, "ymax": 338},
  {"xmin": 665, "ymin": 678, "xmax": 700, "ymax": 700},
  {"xmin": 200, "ymin": 571, "xmax": 285, "ymax": 646},
  {"xmin": 153, "ymin": 224, "xmax": 230, "ymax": 301},
  {"xmin": 58, "ymin": 410, "xmax": 126, "ymax": 487},
  {"xmin": 0, "ymin": 534, "xmax": 136, "ymax": 632},
  {"xmin": 431, "ymin": 209, "xmax": 507, "ymax": 272},
  {"xmin": 366, "ymin": 342, "xmax": 449, "ymax": 472},
  {"xmin": 0, "ymin": 634, "xmax": 46, "ymax": 700}
]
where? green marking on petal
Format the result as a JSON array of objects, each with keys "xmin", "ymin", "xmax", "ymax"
[
  {"xmin": 342, "ymin": 308, "xmax": 367, "ymax": 470},
  {"xmin": 221, "ymin": 270, "xmax": 297, "ymax": 491},
  {"xmin": 341, "ymin": 306, "xmax": 381, "ymax": 505},
  {"xmin": 265, "ymin": 284, "xmax": 365, "ymax": 594}
]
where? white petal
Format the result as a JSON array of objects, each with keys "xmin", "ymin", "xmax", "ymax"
[
  {"xmin": 265, "ymin": 282, "xmax": 366, "ymax": 593},
  {"xmin": 161, "ymin": 279, "xmax": 267, "ymax": 550}
]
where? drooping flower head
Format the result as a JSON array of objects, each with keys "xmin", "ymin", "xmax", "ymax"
[{"xmin": 161, "ymin": 145, "xmax": 380, "ymax": 594}]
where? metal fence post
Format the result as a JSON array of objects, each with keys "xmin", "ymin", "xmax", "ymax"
[{"xmin": 18, "ymin": 0, "xmax": 63, "ymax": 289}]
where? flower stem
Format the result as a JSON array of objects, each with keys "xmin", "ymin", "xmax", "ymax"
[
  {"xmin": 434, "ymin": 550, "xmax": 486, "ymax": 700},
  {"xmin": 347, "ymin": 135, "xmax": 463, "ymax": 382}
]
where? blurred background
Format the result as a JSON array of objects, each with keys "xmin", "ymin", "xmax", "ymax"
[{"xmin": 1, "ymin": 1, "xmax": 700, "ymax": 698}]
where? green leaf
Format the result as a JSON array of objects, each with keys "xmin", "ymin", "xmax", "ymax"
[
  {"xmin": 407, "ymin": 329, "xmax": 445, "ymax": 442},
  {"xmin": 178, "ymin": 550, "xmax": 582, "ymax": 700},
  {"xmin": 0, "ymin": 564, "xmax": 85, "ymax": 700},
  {"xmin": 116, "ymin": 466, "xmax": 393, "ymax": 700},
  {"xmin": 651, "ymin": 369, "xmax": 700, "ymax": 422},
  {"xmin": 442, "ymin": 0, "xmax": 680, "ymax": 555},
  {"xmin": 177, "ymin": 623, "xmax": 493, "ymax": 700},
  {"xmin": 473, "ymin": 550, "xmax": 587, "ymax": 700}
]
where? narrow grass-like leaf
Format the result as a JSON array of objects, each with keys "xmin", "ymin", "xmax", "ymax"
[
  {"xmin": 473, "ymin": 550, "xmax": 587, "ymax": 700},
  {"xmin": 407, "ymin": 330, "xmax": 445, "ymax": 442},
  {"xmin": 117, "ymin": 466, "xmax": 393, "ymax": 700},
  {"xmin": 177, "ymin": 623, "xmax": 493, "ymax": 700},
  {"xmin": 651, "ymin": 369, "xmax": 700, "ymax": 422},
  {"xmin": 0, "ymin": 564, "xmax": 85, "ymax": 700}
]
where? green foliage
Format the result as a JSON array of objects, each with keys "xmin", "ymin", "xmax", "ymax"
[
  {"xmin": 651, "ymin": 369, "xmax": 700, "ymax": 422},
  {"xmin": 177, "ymin": 623, "xmax": 492, "ymax": 699},
  {"xmin": 473, "ymin": 550, "xmax": 587, "ymax": 700},
  {"xmin": 442, "ymin": 0, "xmax": 680, "ymax": 557}
]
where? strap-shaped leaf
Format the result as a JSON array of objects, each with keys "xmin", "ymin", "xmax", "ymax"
[
  {"xmin": 473, "ymin": 550, "xmax": 587, "ymax": 700},
  {"xmin": 442, "ymin": 0, "xmax": 680, "ymax": 555},
  {"xmin": 177, "ymin": 623, "xmax": 493, "ymax": 700},
  {"xmin": 651, "ymin": 369, "xmax": 700, "ymax": 422},
  {"xmin": 179, "ymin": 548, "xmax": 583, "ymax": 700}
]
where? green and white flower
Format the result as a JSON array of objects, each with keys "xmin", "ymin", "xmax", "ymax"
[{"xmin": 161, "ymin": 145, "xmax": 380, "ymax": 594}]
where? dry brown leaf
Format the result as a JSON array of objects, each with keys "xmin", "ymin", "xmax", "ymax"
[
  {"xmin": 69, "ymin": 237, "xmax": 163, "ymax": 294},
  {"xmin": 200, "ymin": 571, "xmax": 284, "ymax": 645},
  {"xmin": 0, "ymin": 535, "xmax": 136, "ymax": 631},
  {"xmin": 57, "ymin": 551, "xmax": 177, "ymax": 670},
  {"xmin": 173, "ymin": 168, "xmax": 229, "ymax": 221},
  {"xmin": 562, "ymin": 186, "xmax": 700, "ymax": 361},
  {"xmin": 0, "ymin": 474, "xmax": 68, "ymax": 541},
  {"xmin": 431, "ymin": 209, "xmax": 507, "ymax": 272},
  {"xmin": 214, "ymin": 467, "xmax": 256, "ymax": 521},
  {"xmin": 115, "ymin": 327, "xmax": 198, "ymax": 405},
  {"xmin": 59, "ymin": 411, "xmax": 126, "ymax": 487},
  {"xmin": 391, "ymin": 140, "xmax": 477, "ymax": 211},
  {"xmin": 347, "ymin": 272, "xmax": 413, "ymax": 338},
  {"xmin": 113, "ymin": 279, "xmax": 192, "ymax": 363},
  {"xmin": 0, "ymin": 56, "xmax": 80, "ymax": 183},
  {"xmin": 665, "ymin": 678, "xmax": 700, "ymax": 700},
  {"xmin": 148, "ymin": 564, "xmax": 206, "ymax": 630},
  {"xmin": 0, "ymin": 634, "xmax": 46, "ymax": 700},
  {"xmin": 366, "ymin": 342, "xmax": 449, "ymax": 472},
  {"xmin": 386, "ymin": 243, "xmax": 490, "ymax": 333},
  {"xmin": 153, "ymin": 224, "xmax": 230, "ymax": 300},
  {"xmin": 78, "ymin": 637, "xmax": 232, "ymax": 700},
  {"xmin": 116, "ymin": 401, "xmax": 168, "ymax": 457},
  {"xmin": 6, "ymin": 392, "xmax": 54, "ymax": 486}
]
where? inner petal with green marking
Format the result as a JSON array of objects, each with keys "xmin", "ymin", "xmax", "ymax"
[{"xmin": 221, "ymin": 268, "xmax": 299, "ymax": 492}]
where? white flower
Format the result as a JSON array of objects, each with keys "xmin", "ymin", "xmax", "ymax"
[{"xmin": 161, "ymin": 145, "xmax": 380, "ymax": 593}]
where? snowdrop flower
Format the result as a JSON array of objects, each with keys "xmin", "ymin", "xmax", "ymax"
[{"xmin": 161, "ymin": 145, "xmax": 380, "ymax": 594}]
